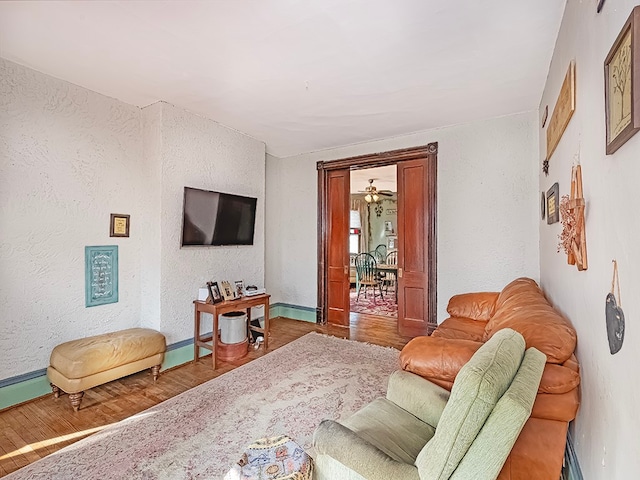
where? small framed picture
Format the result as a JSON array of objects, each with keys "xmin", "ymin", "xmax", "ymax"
[
  {"xmin": 207, "ymin": 281, "xmax": 223, "ymax": 303},
  {"xmin": 234, "ymin": 280, "xmax": 245, "ymax": 297},
  {"xmin": 384, "ymin": 221, "xmax": 393, "ymax": 232},
  {"xmin": 546, "ymin": 183, "xmax": 560, "ymax": 224},
  {"xmin": 220, "ymin": 281, "xmax": 236, "ymax": 301},
  {"xmin": 110, "ymin": 214, "xmax": 130, "ymax": 237}
]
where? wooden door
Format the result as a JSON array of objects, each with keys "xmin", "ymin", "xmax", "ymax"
[
  {"xmin": 397, "ymin": 158, "xmax": 437, "ymax": 336},
  {"xmin": 326, "ymin": 168, "xmax": 350, "ymax": 325}
]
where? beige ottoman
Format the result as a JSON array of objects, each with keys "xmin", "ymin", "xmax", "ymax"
[{"xmin": 47, "ymin": 328, "xmax": 166, "ymax": 411}]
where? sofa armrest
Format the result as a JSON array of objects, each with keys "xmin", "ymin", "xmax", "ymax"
[
  {"xmin": 313, "ymin": 420, "xmax": 420, "ymax": 480},
  {"xmin": 386, "ymin": 370, "xmax": 450, "ymax": 428},
  {"xmin": 447, "ymin": 292, "xmax": 500, "ymax": 320},
  {"xmin": 400, "ymin": 336, "xmax": 483, "ymax": 386}
]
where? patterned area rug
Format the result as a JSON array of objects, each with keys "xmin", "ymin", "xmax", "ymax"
[
  {"xmin": 350, "ymin": 288, "xmax": 398, "ymax": 317},
  {"xmin": 6, "ymin": 333, "xmax": 399, "ymax": 480}
]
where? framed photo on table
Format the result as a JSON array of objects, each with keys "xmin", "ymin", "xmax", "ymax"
[
  {"xmin": 605, "ymin": 6, "xmax": 640, "ymax": 154},
  {"xmin": 207, "ymin": 281, "xmax": 223, "ymax": 304}
]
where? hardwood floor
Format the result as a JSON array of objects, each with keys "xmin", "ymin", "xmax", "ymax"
[{"xmin": 0, "ymin": 315, "xmax": 413, "ymax": 477}]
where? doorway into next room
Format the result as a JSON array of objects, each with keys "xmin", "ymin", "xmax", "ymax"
[{"xmin": 349, "ymin": 165, "xmax": 398, "ymax": 323}]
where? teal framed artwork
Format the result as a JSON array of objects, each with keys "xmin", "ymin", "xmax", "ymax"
[{"xmin": 85, "ymin": 245, "xmax": 119, "ymax": 307}]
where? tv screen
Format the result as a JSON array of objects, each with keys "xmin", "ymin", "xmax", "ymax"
[{"xmin": 181, "ymin": 187, "xmax": 257, "ymax": 246}]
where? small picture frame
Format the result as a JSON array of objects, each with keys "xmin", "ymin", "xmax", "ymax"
[
  {"xmin": 546, "ymin": 183, "xmax": 560, "ymax": 224},
  {"xmin": 605, "ymin": 6, "xmax": 640, "ymax": 154},
  {"xmin": 207, "ymin": 281, "xmax": 223, "ymax": 303},
  {"xmin": 384, "ymin": 221, "xmax": 393, "ymax": 232},
  {"xmin": 110, "ymin": 214, "xmax": 130, "ymax": 237},
  {"xmin": 220, "ymin": 280, "xmax": 237, "ymax": 301},
  {"xmin": 234, "ymin": 280, "xmax": 245, "ymax": 297}
]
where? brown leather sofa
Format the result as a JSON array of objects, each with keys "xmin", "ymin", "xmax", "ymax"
[{"xmin": 400, "ymin": 278, "xmax": 580, "ymax": 480}]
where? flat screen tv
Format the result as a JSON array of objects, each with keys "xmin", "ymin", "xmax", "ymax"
[{"xmin": 181, "ymin": 187, "xmax": 257, "ymax": 246}]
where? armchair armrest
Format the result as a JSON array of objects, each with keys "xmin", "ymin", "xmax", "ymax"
[
  {"xmin": 447, "ymin": 292, "xmax": 499, "ymax": 320},
  {"xmin": 400, "ymin": 337, "xmax": 483, "ymax": 386},
  {"xmin": 386, "ymin": 370, "xmax": 450, "ymax": 428},
  {"xmin": 313, "ymin": 420, "xmax": 419, "ymax": 480}
]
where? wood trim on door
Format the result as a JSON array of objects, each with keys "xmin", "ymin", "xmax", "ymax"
[{"xmin": 317, "ymin": 143, "xmax": 438, "ymax": 329}]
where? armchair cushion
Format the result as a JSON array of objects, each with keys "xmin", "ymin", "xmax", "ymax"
[
  {"xmin": 416, "ymin": 329, "xmax": 525, "ymax": 480},
  {"xmin": 313, "ymin": 419, "xmax": 420, "ymax": 480},
  {"xmin": 451, "ymin": 347, "xmax": 546, "ymax": 479},
  {"xmin": 386, "ymin": 370, "xmax": 450, "ymax": 428},
  {"xmin": 343, "ymin": 398, "xmax": 436, "ymax": 464}
]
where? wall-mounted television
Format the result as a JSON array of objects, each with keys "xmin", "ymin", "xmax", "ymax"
[{"xmin": 181, "ymin": 186, "xmax": 257, "ymax": 246}]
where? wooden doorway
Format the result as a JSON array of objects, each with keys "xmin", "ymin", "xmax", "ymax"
[{"xmin": 317, "ymin": 144, "xmax": 438, "ymax": 336}]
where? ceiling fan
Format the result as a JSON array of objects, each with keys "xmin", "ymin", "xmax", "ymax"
[{"xmin": 359, "ymin": 178, "xmax": 393, "ymax": 203}]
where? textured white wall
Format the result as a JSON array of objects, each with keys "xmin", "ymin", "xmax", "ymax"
[
  {"xmin": 265, "ymin": 112, "xmax": 540, "ymax": 320},
  {"xmin": 0, "ymin": 58, "xmax": 148, "ymax": 378},
  {"xmin": 539, "ymin": 2, "xmax": 640, "ymax": 477},
  {"xmin": 0, "ymin": 59, "xmax": 266, "ymax": 380},
  {"xmin": 158, "ymin": 103, "xmax": 265, "ymax": 344}
]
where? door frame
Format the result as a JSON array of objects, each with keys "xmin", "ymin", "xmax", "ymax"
[{"xmin": 316, "ymin": 143, "xmax": 438, "ymax": 328}]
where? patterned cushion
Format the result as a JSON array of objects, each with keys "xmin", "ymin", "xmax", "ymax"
[
  {"xmin": 226, "ymin": 435, "xmax": 313, "ymax": 479},
  {"xmin": 415, "ymin": 329, "xmax": 525, "ymax": 480}
]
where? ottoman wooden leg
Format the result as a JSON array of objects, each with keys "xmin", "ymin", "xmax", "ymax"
[
  {"xmin": 151, "ymin": 364, "xmax": 160, "ymax": 382},
  {"xmin": 69, "ymin": 392, "xmax": 84, "ymax": 411},
  {"xmin": 51, "ymin": 383, "xmax": 61, "ymax": 398}
]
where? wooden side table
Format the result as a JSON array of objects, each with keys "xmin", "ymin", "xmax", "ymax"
[{"xmin": 193, "ymin": 293, "xmax": 270, "ymax": 369}]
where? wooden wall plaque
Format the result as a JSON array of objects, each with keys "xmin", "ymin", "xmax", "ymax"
[{"xmin": 546, "ymin": 61, "xmax": 576, "ymax": 160}]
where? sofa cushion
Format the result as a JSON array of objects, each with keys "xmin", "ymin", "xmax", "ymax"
[
  {"xmin": 432, "ymin": 317, "xmax": 487, "ymax": 342},
  {"xmin": 446, "ymin": 292, "xmax": 499, "ymax": 321},
  {"xmin": 484, "ymin": 278, "xmax": 577, "ymax": 364},
  {"xmin": 343, "ymin": 398, "xmax": 436, "ymax": 464},
  {"xmin": 415, "ymin": 329, "xmax": 525, "ymax": 480},
  {"xmin": 400, "ymin": 336, "xmax": 482, "ymax": 384}
]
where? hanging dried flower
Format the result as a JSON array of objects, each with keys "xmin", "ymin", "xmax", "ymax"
[{"xmin": 558, "ymin": 195, "xmax": 578, "ymax": 254}]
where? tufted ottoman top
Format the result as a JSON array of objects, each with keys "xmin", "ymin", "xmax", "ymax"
[{"xmin": 49, "ymin": 328, "xmax": 166, "ymax": 379}]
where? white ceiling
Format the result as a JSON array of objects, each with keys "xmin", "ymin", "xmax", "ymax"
[{"xmin": 0, "ymin": 1, "xmax": 565, "ymax": 158}]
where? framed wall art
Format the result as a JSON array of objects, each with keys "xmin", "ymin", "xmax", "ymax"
[
  {"xmin": 110, "ymin": 214, "xmax": 130, "ymax": 237},
  {"xmin": 605, "ymin": 6, "xmax": 640, "ymax": 154},
  {"xmin": 85, "ymin": 245, "xmax": 118, "ymax": 307},
  {"xmin": 547, "ymin": 183, "xmax": 560, "ymax": 225},
  {"xmin": 546, "ymin": 61, "xmax": 576, "ymax": 161}
]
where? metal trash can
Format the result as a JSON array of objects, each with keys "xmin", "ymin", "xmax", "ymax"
[{"xmin": 219, "ymin": 311, "xmax": 247, "ymax": 344}]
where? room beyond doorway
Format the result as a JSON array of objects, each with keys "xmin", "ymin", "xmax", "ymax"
[{"xmin": 349, "ymin": 165, "xmax": 398, "ymax": 321}]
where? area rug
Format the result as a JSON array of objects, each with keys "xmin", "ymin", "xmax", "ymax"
[
  {"xmin": 6, "ymin": 333, "xmax": 399, "ymax": 480},
  {"xmin": 350, "ymin": 288, "xmax": 398, "ymax": 317}
]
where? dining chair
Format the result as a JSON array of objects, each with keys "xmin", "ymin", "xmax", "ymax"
[
  {"xmin": 354, "ymin": 253, "xmax": 384, "ymax": 304},
  {"xmin": 383, "ymin": 250, "xmax": 398, "ymax": 294}
]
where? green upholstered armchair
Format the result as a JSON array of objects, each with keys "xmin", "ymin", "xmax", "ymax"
[{"xmin": 312, "ymin": 329, "xmax": 545, "ymax": 480}]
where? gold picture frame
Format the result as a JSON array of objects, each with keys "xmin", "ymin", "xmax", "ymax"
[
  {"xmin": 605, "ymin": 6, "xmax": 640, "ymax": 154},
  {"xmin": 110, "ymin": 214, "xmax": 130, "ymax": 237}
]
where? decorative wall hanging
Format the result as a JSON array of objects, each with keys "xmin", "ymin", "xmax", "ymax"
[
  {"xmin": 85, "ymin": 245, "xmax": 118, "ymax": 307},
  {"xmin": 542, "ymin": 159, "xmax": 550, "ymax": 176},
  {"xmin": 606, "ymin": 260, "xmax": 625, "ymax": 354},
  {"xmin": 547, "ymin": 61, "xmax": 576, "ymax": 161},
  {"xmin": 546, "ymin": 182, "xmax": 560, "ymax": 224},
  {"xmin": 605, "ymin": 6, "xmax": 640, "ymax": 154},
  {"xmin": 558, "ymin": 165, "xmax": 588, "ymax": 270},
  {"xmin": 110, "ymin": 213, "xmax": 130, "ymax": 237}
]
